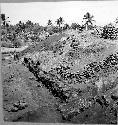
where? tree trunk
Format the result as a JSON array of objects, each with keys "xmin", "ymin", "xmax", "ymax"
[
  {"xmin": 59, "ymin": 23, "xmax": 60, "ymax": 28},
  {"xmin": 85, "ymin": 24, "xmax": 88, "ymax": 31}
]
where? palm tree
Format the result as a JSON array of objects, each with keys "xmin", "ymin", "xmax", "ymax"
[
  {"xmin": 56, "ymin": 17, "xmax": 64, "ymax": 27},
  {"xmin": 83, "ymin": 12, "xmax": 95, "ymax": 30},
  {"xmin": 115, "ymin": 17, "xmax": 118, "ymax": 27},
  {"xmin": 56, "ymin": 18, "xmax": 60, "ymax": 27},
  {"xmin": 1, "ymin": 14, "xmax": 10, "ymax": 27},
  {"xmin": 59, "ymin": 17, "xmax": 64, "ymax": 26},
  {"xmin": 47, "ymin": 19, "xmax": 52, "ymax": 26}
]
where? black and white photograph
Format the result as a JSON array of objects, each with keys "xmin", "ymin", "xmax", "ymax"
[{"xmin": 1, "ymin": 0, "xmax": 118, "ymax": 124}]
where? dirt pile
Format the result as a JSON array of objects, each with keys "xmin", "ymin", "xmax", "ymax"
[{"xmin": 22, "ymin": 31, "xmax": 118, "ymax": 123}]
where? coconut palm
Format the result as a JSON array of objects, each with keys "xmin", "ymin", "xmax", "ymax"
[
  {"xmin": 47, "ymin": 19, "xmax": 52, "ymax": 26},
  {"xmin": 1, "ymin": 14, "xmax": 10, "ymax": 27},
  {"xmin": 56, "ymin": 18, "xmax": 60, "ymax": 27},
  {"xmin": 59, "ymin": 17, "xmax": 64, "ymax": 25},
  {"xmin": 56, "ymin": 17, "xmax": 64, "ymax": 27},
  {"xmin": 115, "ymin": 17, "xmax": 118, "ymax": 27},
  {"xmin": 83, "ymin": 12, "xmax": 95, "ymax": 30}
]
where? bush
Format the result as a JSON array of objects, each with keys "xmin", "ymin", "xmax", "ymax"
[
  {"xmin": 71, "ymin": 23, "xmax": 82, "ymax": 31},
  {"xmin": 101, "ymin": 24, "xmax": 118, "ymax": 40},
  {"xmin": 51, "ymin": 26, "xmax": 62, "ymax": 33}
]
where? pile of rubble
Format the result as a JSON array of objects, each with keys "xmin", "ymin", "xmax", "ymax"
[{"xmin": 21, "ymin": 32, "xmax": 118, "ymax": 121}]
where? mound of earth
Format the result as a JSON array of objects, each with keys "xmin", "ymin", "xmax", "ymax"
[
  {"xmin": 2, "ymin": 30, "xmax": 118, "ymax": 124},
  {"xmin": 22, "ymin": 31, "xmax": 118, "ymax": 123},
  {"xmin": 19, "ymin": 33, "xmax": 66, "ymax": 57}
]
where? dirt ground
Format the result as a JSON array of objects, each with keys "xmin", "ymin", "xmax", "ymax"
[{"xmin": 2, "ymin": 62, "xmax": 65, "ymax": 122}]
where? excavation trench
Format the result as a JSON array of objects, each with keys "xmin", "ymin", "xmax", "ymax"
[{"xmin": 23, "ymin": 58, "xmax": 68, "ymax": 103}]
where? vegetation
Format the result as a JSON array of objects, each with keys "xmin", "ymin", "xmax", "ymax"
[
  {"xmin": 47, "ymin": 19, "xmax": 52, "ymax": 26},
  {"xmin": 56, "ymin": 17, "xmax": 64, "ymax": 28},
  {"xmin": 71, "ymin": 23, "xmax": 81, "ymax": 30},
  {"xmin": 1, "ymin": 13, "xmax": 10, "ymax": 27},
  {"xmin": 101, "ymin": 23, "xmax": 118, "ymax": 40}
]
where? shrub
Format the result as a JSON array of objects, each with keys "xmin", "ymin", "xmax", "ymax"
[
  {"xmin": 51, "ymin": 26, "xmax": 62, "ymax": 33},
  {"xmin": 101, "ymin": 24, "xmax": 118, "ymax": 40},
  {"xmin": 71, "ymin": 23, "xmax": 82, "ymax": 31}
]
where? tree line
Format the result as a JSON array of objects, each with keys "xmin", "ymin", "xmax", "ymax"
[
  {"xmin": 1, "ymin": 12, "xmax": 96, "ymax": 31},
  {"xmin": 1, "ymin": 12, "xmax": 118, "ymax": 42}
]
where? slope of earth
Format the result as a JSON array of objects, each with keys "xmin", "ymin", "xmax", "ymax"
[
  {"xmin": 19, "ymin": 33, "xmax": 66, "ymax": 57},
  {"xmin": 22, "ymin": 30, "xmax": 118, "ymax": 124},
  {"xmin": 25, "ymin": 30, "xmax": 118, "ymax": 89},
  {"xmin": 2, "ymin": 63, "xmax": 64, "ymax": 122}
]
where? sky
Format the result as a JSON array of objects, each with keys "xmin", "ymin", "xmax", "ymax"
[{"xmin": 1, "ymin": 1, "xmax": 118, "ymax": 26}]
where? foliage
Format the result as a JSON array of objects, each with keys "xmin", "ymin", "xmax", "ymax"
[
  {"xmin": 56, "ymin": 17, "xmax": 64, "ymax": 27},
  {"xmin": 47, "ymin": 19, "xmax": 52, "ymax": 26},
  {"xmin": 1, "ymin": 13, "xmax": 10, "ymax": 27},
  {"xmin": 51, "ymin": 26, "xmax": 62, "ymax": 33},
  {"xmin": 101, "ymin": 23, "xmax": 118, "ymax": 40},
  {"xmin": 115, "ymin": 17, "xmax": 118, "ymax": 26},
  {"xmin": 63, "ymin": 23, "xmax": 70, "ymax": 31},
  {"xmin": 71, "ymin": 23, "xmax": 82, "ymax": 31}
]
